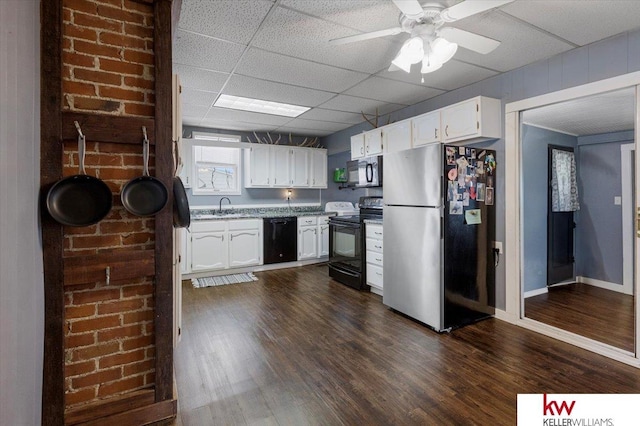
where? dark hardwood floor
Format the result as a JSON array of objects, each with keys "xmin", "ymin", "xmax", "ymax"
[
  {"xmin": 525, "ymin": 283, "xmax": 634, "ymax": 352},
  {"xmin": 173, "ymin": 266, "xmax": 640, "ymax": 426}
]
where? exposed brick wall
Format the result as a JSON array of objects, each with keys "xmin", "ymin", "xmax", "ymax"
[
  {"xmin": 62, "ymin": 0, "xmax": 155, "ymax": 117},
  {"xmin": 61, "ymin": 0, "xmax": 158, "ymax": 410}
]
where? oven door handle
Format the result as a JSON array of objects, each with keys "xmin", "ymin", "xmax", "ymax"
[
  {"xmin": 329, "ymin": 264, "xmax": 360, "ymax": 278},
  {"xmin": 330, "ymin": 222, "xmax": 360, "ymax": 230}
]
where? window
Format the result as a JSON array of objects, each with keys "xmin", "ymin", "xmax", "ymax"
[{"xmin": 191, "ymin": 132, "xmax": 241, "ymax": 195}]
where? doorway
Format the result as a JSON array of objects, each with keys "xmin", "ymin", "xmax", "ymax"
[{"xmin": 504, "ymin": 77, "xmax": 640, "ymax": 366}]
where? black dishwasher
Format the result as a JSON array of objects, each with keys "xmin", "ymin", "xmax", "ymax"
[{"xmin": 263, "ymin": 217, "xmax": 297, "ymax": 264}]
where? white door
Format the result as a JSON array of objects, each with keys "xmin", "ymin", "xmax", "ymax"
[
  {"xmin": 228, "ymin": 229, "xmax": 261, "ymax": 267},
  {"xmin": 191, "ymin": 232, "xmax": 227, "ymax": 271},
  {"xmin": 412, "ymin": 111, "xmax": 441, "ymax": 146},
  {"xmin": 298, "ymin": 227, "xmax": 318, "ymax": 260},
  {"xmin": 318, "ymin": 224, "xmax": 329, "ymax": 257},
  {"xmin": 247, "ymin": 145, "xmax": 270, "ymax": 187},
  {"xmin": 351, "ymin": 133, "xmax": 365, "ymax": 160},
  {"xmin": 291, "ymin": 148, "xmax": 309, "ymax": 187},
  {"xmin": 442, "ymin": 98, "xmax": 479, "ymax": 141},
  {"xmin": 383, "ymin": 120, "xmax": 412, "ymax": 154},
  {"xmin": 310, "ymin": 149, "xmax": 327, "ymax": 188}
]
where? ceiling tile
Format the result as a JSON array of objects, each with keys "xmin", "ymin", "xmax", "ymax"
[
  {"xmin": 223, "ymin": 74, "xmax": 335, "ymax": 107},
  {"xmin": 180, "ymin": 87, "xmax": 218, "ymax": 107},
  {"xmin": 278, "ymin": 118, "xmax": 348, "ymax": 133},
  {"xmin": 236, "ymin": 48, "xmax": 368, "ymax": 93},
  {"xmin": 173, "ymin": 30, "xmax": 245, "ymax": 73},
  {"xmin": 173, "ymin": 63, "xmax": 229, "ymax": 93},
  {"xmin": 181, "ymin": 103, "xmax": 210, "ymax": 123},
  {"xmin": 280, "ymin": 0, "xmax": 400, "ymax": 33},
  {"xmin": 205, "ymin": 107, "xmax": 292, "ymax": 126},
  {"xmin": 501, "ymin": 1, "xmax": 640, "ymax": 46},
  {"xmin": 178, "ymin": 0, "xmax": 275, "ymax": 45},
  {"xmin": 447, "ymin": 11, "xmax": 574, "ymax": 72},
  {"xmin": 298, "ymin": 108, "xmax": 365, "ymax": 124},
  {"xmin": 344, "ymin": 76, "xmax": 444, "ymax": 105},
  {"xmin": 198, "ymin": 118, "xmax": 278, "ymax": 134},
  {"xmin": 251, "ymin": 6, "xmax": 399, "ymax": 74},
  {"xmin": 274, "ymin": 126, "xmax": 334, "ymax": 137},
  {"xmin": 377, "ymin": 59, "xmax": 499, "ymax": 91},
  {"xmin": 318, "ymin": 94, "xmax": 405, "ymax": 116}
]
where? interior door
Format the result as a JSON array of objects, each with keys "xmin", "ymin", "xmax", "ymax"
[{"xmin": 547, "ymin": 145, "xmax": 576, "ymax": 285}]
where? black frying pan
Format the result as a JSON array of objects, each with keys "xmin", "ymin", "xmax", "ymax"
[
  {"xmin": 172, "ymin": 139, "xmax": 190, "ymax": 228},
  {"xmin": 121, "ymin": 130, "xmax": 168, "ymax": 216},
  {"xmin": 46, "ymin": 133, "xmax": 112, "ymax": 227}
]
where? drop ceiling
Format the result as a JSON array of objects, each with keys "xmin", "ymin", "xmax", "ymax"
[{"xmin": 173, "ymin": 0, "xmax": 640, "ymax": 137}]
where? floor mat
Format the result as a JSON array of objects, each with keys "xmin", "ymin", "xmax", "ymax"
[{"xmin": 192, "ymin": 272, "xmax": 258, "ymax": 288}]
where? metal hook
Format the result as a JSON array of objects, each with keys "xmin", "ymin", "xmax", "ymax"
[
  {"xmin": 105, "ymin": 266, "xmax": 111, "ymax": 285},
  {"xmin": 142, "ymin": 126, "xmax": 148, "ymax": 142},
  {"xmin": 74, "ymin": 121, "xmax": 84, "ymax": 138}
]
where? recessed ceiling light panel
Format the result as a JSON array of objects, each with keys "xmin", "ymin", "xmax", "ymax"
[{"xmin": 214, "ymin": 94, "xmax": 309, "ymax": 117}]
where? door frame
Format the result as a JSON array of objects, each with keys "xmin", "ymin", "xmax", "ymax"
[
  {"xmin": 622, "ymin": 143, "xmax": 635, "ymax": 295},
  {"xmin": 502, "ymin": 71, "xmax": 640, "ymax": 367}
]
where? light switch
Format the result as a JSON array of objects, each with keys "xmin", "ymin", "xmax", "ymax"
[
  {"xmin": 614, "ymin": 196, "xmax": 622, "ymax": 205},
  {"xmin": 492, "ymin": 241, "xmax": 503, "ymax": 254}
]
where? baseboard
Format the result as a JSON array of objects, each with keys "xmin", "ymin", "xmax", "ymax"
[
  {"xmin": 523, "ymin": 287, "xmax": 548, "ymax": 298},
  {"xmin": 577, "ymin": 276, "xmax": 631, "ymax": 295}
]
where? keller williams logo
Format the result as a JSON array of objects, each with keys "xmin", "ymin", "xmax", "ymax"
[{"xmin": 543, "ymin": 394, "xmax": 576, "ymax": 416}]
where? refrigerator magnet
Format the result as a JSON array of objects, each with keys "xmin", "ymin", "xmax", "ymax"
[
  {"xmin": 486, "ymin": 176, "xmax": 493, "ymax": 187},
  {"xmin": 459, "ymin": 146, "xmax": 465, "ymax": 155},
  {"xmin": 469, "ymin": 186, "xmax": 476, "ymax": 200},
  {"xmin": 478, "ymin": 150, "xmax": 486, "ymax": 159},
  {"xmin": 450, "ymin": 201, "xmax": 463, "ymax": 215},
  {"xmin": 446, "ymin": 147, "xmax": 456, "ymax": 165},
  {"xmin": 476, "ymin": 183, "xmax": 485, "ymax": 202},
  {"xmin": 471, "ymin": 149, "xmax": 476, "ymax": 160},
  {"xmin": 462, "ymin": 192, "xmax": 470, "ymax": 206},
  {"xmin": 447, "ymin": 181, "xmax": 457, "ymax": 201},
  {"xmin": 465, "ymin": 209, "xmax": 482, "ymax": 225},
  {"xmin": 447, "ymin": 168, "xmax": 458, "ymax": 181},
  {"xmin": 485, "ymin": 187, "xmax": 494, "ymax": 205}
]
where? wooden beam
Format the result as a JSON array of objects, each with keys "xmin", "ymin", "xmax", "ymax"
[
  {"xmin": 64, "ymin": 390, "xmax": 155, "ymax": 426},
  {"xmin": 63, "ymin": 250, "xmax": 155, "ymax": 287},
  {"xmin": 41, "ymin": 0, "xmax": 65, "ymax": 424},
  {"xmin": 153, "ymin": 0, "xmax": 175, "ymax": 403},
  {"xmin": 62, "ymin": 111, "xmax": 155, "ymax": 145}
]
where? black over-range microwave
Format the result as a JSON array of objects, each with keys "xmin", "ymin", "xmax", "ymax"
[{"xmin": 346, "ymin": 155, "xmax": 383, "ymax": 188}]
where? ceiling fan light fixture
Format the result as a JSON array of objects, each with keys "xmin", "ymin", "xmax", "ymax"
[
  {"xmin": 420, "ymin": 55, "xmax": 443, "ymax": 74},
  {"xmin": 431, "ymin": 37, "xmax": 458, "ymax": 64}
]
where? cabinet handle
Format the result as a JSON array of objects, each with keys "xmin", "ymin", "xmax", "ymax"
[
  {"xmin": 360, "ymin": 146, "xmax": 364, "ymax": 155},
  {"xmin": 222, "ymin": 235, "xmax": 224, "ymax": 242},
  {"xmin": 375, "ymin": 245, "xmax": 382, "ymax": 249},
  {"xmin": 274, "ymin": 178, "xmax": 277, "ymax": 184},
  {"xmin": 267, "ymin": 178, "xmax": 270, "ymax": 184},
  {"xmin": 366, "ymin": 145, "xmax": 369, "ymax": 153},
  {"xmin": 435, "ymin": 128, "xmax": 438, "ymax": 139},
  {"xmin": 376, "ymin": 272, "xmax": 382, "ymax": 276},
  {"xmin": 445, "ymin": 125, "xmax": 449, "ymax": 137},
  {"xmin": 376, "ymin": 258, "xmax": 382, "ymax": 262},
  {"xmin": 314, "ymin": 229, "xmax": 317, "ymax": 235},
  {"xmin": 374, "ymin": 231, "xmax": 382, "ymax": 235}
]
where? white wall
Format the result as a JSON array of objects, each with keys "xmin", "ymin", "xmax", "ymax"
[{"xmin": 0, "ymin": 1, "xmax": 43, "ymax": 425}]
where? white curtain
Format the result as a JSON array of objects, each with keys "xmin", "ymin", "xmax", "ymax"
[{"xmin": 551, "ymin": 149, "xmax": 580, "ymax": 212}]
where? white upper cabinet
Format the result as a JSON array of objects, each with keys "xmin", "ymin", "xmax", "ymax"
[
  {"xmin": 271, "ymin": 146, "xmax": 290, "ymax": 188},
  {"xmin": 290, "ymin": 147, "xmax": 309, "ymax": 187},
  {"xmin": 365, "ymin": 129, "xmax": 383, "ymax": 156},
  {"xmin": 383, "ymin": 120, "xmax": 412, "ymax": 154},
  {"xmin": 244, "ymin": 145, "xmax": 271, "ymax": 187},
  {"xmin": 441, "ymin": 96, "xmax": 501, "ymax": 143},
  {"xmin": 350, "ymin": 133, "xmax": 365, "ymax": 159},
  {"xmin": 310, "ymin": 149, "xmax": 327, "ymax": 188},
  {"xmin": 412, "ymin": 111, "xmax": 441, "ymax": 147}
]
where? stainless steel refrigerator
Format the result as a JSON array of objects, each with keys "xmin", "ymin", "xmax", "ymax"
[{"xmin": 383, "ymin": 143, "xmax": 495, "ymax": 332}]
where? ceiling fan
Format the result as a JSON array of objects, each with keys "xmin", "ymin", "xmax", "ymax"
[{"xmin": 329, "ymin": 0, "xmax": 514, "ymax": 77}]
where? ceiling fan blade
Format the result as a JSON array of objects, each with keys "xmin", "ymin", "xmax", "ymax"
[
  {"xmin": 329, "ymin": 27, "xmax": 403, "ymax": 45},
  {"xmin": 439, "ymin": 27, "xmax": 501, "ymax": 54},
  {"xmin": 391, "ymin": 0, "xmax": 425, "ymax": 20},
  {"xmin": 440, "ymin": 0, "xmax": 514, "ymax": 22}
]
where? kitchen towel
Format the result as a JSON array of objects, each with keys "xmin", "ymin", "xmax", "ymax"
[{"xmin": 192, "ymin": 273, "xmax": 258, "ymax": 288}]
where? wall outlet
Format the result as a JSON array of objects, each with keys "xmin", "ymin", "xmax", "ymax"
[
  {"xmin": 614, "ymin": 196, "xmax": 622, "ymax": 205},
  {"xmin": 492, "ymin": 241, "xmax": 503, "ymax": 254}
]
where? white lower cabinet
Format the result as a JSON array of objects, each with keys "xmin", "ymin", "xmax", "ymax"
[
  {"xmin": 190, "ymin": 219, "xmax": 262, "ymax": 272},
  {"xmin": 298, "ymin": 216, "xmax": 318, "ymax": 260},
  {"xmin": 318, "ymin": 216, "xmax": 329, "ymax": 258},
  {"xmin": 365, "ymin": 223, "xmax": 384, "ymax": 295}
]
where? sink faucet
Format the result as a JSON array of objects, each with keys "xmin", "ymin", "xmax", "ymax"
[{"xmin": 219, "ymin": 197, "xmax": 231, "ymax": 213}]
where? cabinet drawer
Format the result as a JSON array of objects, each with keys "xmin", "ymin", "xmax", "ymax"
[
  {"xmin": 317, "ymin": 216, "xmax": 330, "ymax": 225},
  {"xmin": 298, "ymin": 216, "xmax": 317, "ymax": 226},
  {"xmin": 366, "ymin": 250, "xmax": 383, "ymax": 267},
  {"xmin": 366, "ymin": 263, "xmax": 383, "ymax": 288},
  {"xmin": 190, "ymin": 220, "xmax": 226, "ymax": 233},
  {"xmin": 365, "ymin": 224, "xmax": 383, "ymax": 239},
  {"xmin": 228, "ymin": 219, "xmax": 261, "ymax": 231},
  {"xmin": 366, "ymin": 238, "xmax": 383, "ymax": 253}
]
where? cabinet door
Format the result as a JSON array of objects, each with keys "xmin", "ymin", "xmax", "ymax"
[
  {"xmin": 365, "ymin": 129, "xmax": 383, "ymax": 156},
  {"xmin": 441, "ymin": 99, "xmax": 479, "ymax": 141},
  {"xmin": 310, "ymin": 149, "xmax": 327, "ymax": 188},
  {"xmin": 178, "ymin": 140, "xmax": 192, "ymax": 188},
  {"xmin": 350, "ymin": 133, "xmax": 365, "ymax": 160},
  {"xmin": 246, "ymin": 145, "xmax": 271, "ymax": 187},
  {"xmin": 272, "ymin": 146, "xmax": 290, "ymax": 187},
  {"xmin": 383, "ymin": 120, "xmax": 412, "ymax": 154},
  {"xmin": 180, "ymin": 227, "xmax": 190, "ymax": 274},
  {"xmin": 318, "ymin": 224, "xmax": 329, "ymax": 257},
  {"xmin": 229, "ymin": 229, "xmax": 261, "ymax": 267},
  {"xmin": 412, "ymin": 111, "xmax": 441, "ymax": 147},
  {"xmin": 191, "ymin": 231, "xmax": 227, "ymax": 271},
  {"xmin": 298, "ymin": 226, "xmax": 318, "ymax": 260},
  {"xmin": 290, "ymin": 148, "xmax": 309, "ymax": 187}
]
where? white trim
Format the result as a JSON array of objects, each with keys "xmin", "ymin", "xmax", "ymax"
[
  {"xmin": 524, "ymin": 287, "xmax": 548, "ymax": 298},
  {"xmin": 577, "ymin": 276, "xmax": 631, "ymax": 295},
  {"xmin": 621, "ymin": 143, "xmax": 634, "ymax": 296},
  {"xmin": 494, "ymin": 308, "xmax": 518, "ymax": 324},
  {"xmin": 521, "ymin": 122, "xmax": 578, "ymax": 137},
  {"xmin": 506, "ymin": 71, "xmax": 640, "ymax": 114},
  {"xmin": 505, "ymin": 72, "xmax": 640, "ymax": 364},
  {"xmin": 634, "ymin": 84, "xmax": 640, "ymax": 357}
]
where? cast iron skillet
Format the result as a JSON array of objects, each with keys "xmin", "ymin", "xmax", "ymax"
[
  {"xmin": 172, "ymin": 139, "xmax": 190, "ymax": 228},
  {"xmin": 121, "ymin": 131, "xmax": 168, "ymax": 217},
  {"xmin": 46, "ymin": 133, "xmax": 112, "ymax": 227}
]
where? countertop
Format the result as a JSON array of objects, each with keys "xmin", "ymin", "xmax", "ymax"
[{"xmin": 191, "ymin": 206, "xmax": 334, "ymax": 221}]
